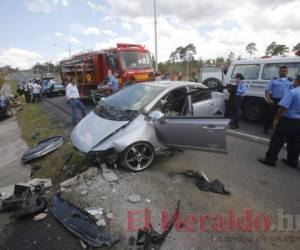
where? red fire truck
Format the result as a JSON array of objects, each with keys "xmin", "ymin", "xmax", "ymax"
[{"xmin": 60, "ymin": 43, "xmax": 155, "ymax": 98}]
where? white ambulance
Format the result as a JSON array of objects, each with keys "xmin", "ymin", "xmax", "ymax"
[{"xmin": 224, "ymin": 56, "xmax": 300, "ymax": 122}]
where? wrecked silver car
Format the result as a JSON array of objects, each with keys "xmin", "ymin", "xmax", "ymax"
[{"xmin": 71, "ymin": 81, "xmax": 229, "ymax": 171}]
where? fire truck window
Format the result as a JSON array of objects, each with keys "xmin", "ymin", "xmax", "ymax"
[{"xmin": 120, "ymin": 51, "xmax": 152, "ymax": 69}]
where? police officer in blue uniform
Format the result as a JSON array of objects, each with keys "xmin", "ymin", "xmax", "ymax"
[
  {"xmin": 263, "ymin": 65, "xmax": 292, "ymax": 134},
  {"xmin": 259, "ymin": 73, "xmax": 300, "ymax": 168},
  {"xmin": 230, "ymin": 73, "xmax": 246, "ymax": 129}
]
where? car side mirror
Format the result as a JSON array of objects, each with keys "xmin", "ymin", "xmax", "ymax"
[{"xmin": 148, "ymin": 111, "xmax": 165, "ymax": 122}]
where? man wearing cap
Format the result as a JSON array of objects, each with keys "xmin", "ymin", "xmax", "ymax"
[
  {"xmin": 259, "ymin": 74, "xmax": 300, "ymax": 168},
  {"xmin": 263, "ymin": 65, "xmax": 292, "ymax": 134}
]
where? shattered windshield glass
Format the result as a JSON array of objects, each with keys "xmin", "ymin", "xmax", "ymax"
[{"xmin": 94, "ymin": 84, "xmax": 165, "ymax": 121}]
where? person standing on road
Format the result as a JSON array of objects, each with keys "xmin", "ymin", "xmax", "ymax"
[
  {"xmin": 263, "ymin": 65, "xmax": 292, "ymax": 134},
  {"xmin": 32, "ymin": 81, "xmax": 41, "ymax": 103},
  {"xmin": 107, "ymin": 70, "xmax": 118, "ymax": 93},
  {"xmin": 23, "ymin": 81, "xmax": 31, "ymax": 103},
  {"xmin": 259, "ymin": 74, "xmax": 300, "ymax": 168},
  {"xmin": 66, "ymin": 78, "xmax": 86, "ymax": 126},
  {"xmin": 230, "ymin": 73, "xmax": 246, "ymax": 129}
]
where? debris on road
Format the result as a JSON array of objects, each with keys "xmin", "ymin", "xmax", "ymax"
[
  {"xmin": 96, "ymin": 218, "xmax": 107, "ymax": 227},
  {"xmin": 33, "ymin": 212, "xmax": 47, "ymax": 221},
  {"xmin": 79, "ymin": 239, "xmax": 88, "ymax": 249},
  {"xmin": 49, "ymin": 194, "xmax": 120, "ymax": 248},
  {"xmin": 134, "ymin": 201, "xmax": 180, "ymax": 250},
  {"xmin": 27, "ymin": 178, "xmax": 52, "ymax": 190},
  {"xmin": 127, "ymin": 194, "xmax": 142, "ymax": 203},
  {"xmin": 106, "ymin": 212, "xmax": 114, "ymax": 220},
  {"xmin": 12, "ymin": 196, "xmax": 48, "ymax": 220},
  {"xmin": 22, "ymin": 136, "xmax": 64, "ymax": 163},
  {"xmin": 1, "ymin": 184, "xmax": 31, "ymax": 211},
  {"xmin": 0, "ymin": 183, "xmax": 48, "ymax": 220},
  {"xmin": 84, "ymin": 207, "xmax": 104, "ymax": 217},
  {"xmin": 81, "ymin": 167, "xmax": 99, "ymax": 179},
  {"xmin": 60, "ymin": 176, "xmax": 78, "ymax": 188},
  {"xmin": 101, "ymin": 164, "xmax": 118, "ymax": 182},
  {"xmin": 169, "ymin": 170, "xmax": 231, "ymax": 195}
]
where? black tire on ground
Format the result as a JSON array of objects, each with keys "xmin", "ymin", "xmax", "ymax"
[
  {"xmin": 120, "ymin": 141, "xmax": 155, "ymax": 172},
  {"xmin": 242, "ymin": 100, "xmax": 266, "ymax": 122},
  {"xmin": 202, "ymin": 78, "xmax": 222, "ymax": 89}
]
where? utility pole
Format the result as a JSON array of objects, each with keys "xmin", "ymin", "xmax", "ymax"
[
  {"xmin": 154, "ymin": 0, "xmax": 158, "ymax": 72},
  {"xmin": 68, "ymin": 42, "xmax": 71, "ymax": 57}
]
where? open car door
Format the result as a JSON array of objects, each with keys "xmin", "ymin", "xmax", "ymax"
[{"xmin": 153, "ymin": 116, "xmax": 229, "ymax": 154}]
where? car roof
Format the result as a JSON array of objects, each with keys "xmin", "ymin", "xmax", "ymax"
[
  {"xmin": 232, "ymin": 56, "xmax": 300, "ymax": 65},
  {"xmin": 142, "ymin": 80, "xmax": 207, "ymax": 89}
]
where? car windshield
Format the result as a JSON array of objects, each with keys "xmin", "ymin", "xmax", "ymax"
[
  {"xmin": 94, "ymin": 84, "xmax": 165, "ymax": 121},
  {"xmin": 120, "ymin": 51, "xmax": 152, "ymax": 69}
]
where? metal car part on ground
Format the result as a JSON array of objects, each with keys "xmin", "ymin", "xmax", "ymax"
[
  {"xmin": 71, "ymin": 81, "xmax": 229, "ymax": 172},
  {"xmin": 22, "ymin": 136, "xmax": 63, "ymax": 163},
  {"xmin": 1, "ymin": 184, "xmax": 48, "ymax": 219},
  {"xmin": 49, "ymin": 194, "xmax": 120, "ymax": 248}
]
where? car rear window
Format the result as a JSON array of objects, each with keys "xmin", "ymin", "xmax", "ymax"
[
  {"xmin": 231, "ymin": 64, "xmax": 260, "ymax": 80},
  {"xmin": 262, "ymin": 63, "xmax": 300, "ymax": 80}
]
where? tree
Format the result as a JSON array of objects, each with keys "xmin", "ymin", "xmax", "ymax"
[
  {"xmin": 273, "ymin": 45, "xmax": 289, "ymax": 56},
  {"xmin": 246, "ymin": 43, "xmax": 257, "ymax": 58},
  {"xmin": 169, "ymin": 51, "xmax": 177, "ymax": 63},
  {"xmin": 227, "ymin": 51, "xmax": 235, "ymax": 64},
  {"xmin": 184, "ymin": 43, "xmax": 197, "ymax": 62},
  {"xmin": 265, "ymin": 42, "xmax": 289, "ymax": 56},
  {"xmin": 215, "ymin": 57, "xmax": 225, "ymax": 65},
  {"xmin": 265, "ymin": 41, "xmax": 277, "ymax": 56},
  {"xmin": 293, "ymin": 43, "xmax": 300, "ymax": 52}
]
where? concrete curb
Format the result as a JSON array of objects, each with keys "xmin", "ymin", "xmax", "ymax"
[{"xmin": 227, "ymin": 129, "xmax": 270, "ymax": 145}]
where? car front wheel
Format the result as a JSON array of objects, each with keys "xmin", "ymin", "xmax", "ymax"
[{"xmin": 120, "ymin": 142, "xmax": 155, "ymax": 172}]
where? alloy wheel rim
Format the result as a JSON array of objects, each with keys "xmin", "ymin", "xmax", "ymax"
[{"xmin": 125, "ymin": 143, "xmax": 154, "ymax": 171}]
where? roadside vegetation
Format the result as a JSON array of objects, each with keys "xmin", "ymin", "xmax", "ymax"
[{"xmin": 11, "ymin": 80, "xmax": 88, "ymax": 184}]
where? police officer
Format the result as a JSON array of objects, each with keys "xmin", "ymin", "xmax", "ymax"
[
  {"xmin": 230, "ymin": 73, "xmax": 246, "ymax": 129},
  {"xmin": 259, "ymin": 73, "xmax": 300, "ymax": 168},
  {"xmin": 263, "ymin": 65, "xmax": 292, "ymax": 134}
]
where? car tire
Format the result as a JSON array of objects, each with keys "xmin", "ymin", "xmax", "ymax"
[
  {"xmin": 242, "ymin": 100, "xmax": 266, "ymax": 122},
  {"xmin": 120, "ymin": 141, "xmax": 155, "ymax": 172},
  {"xmin": 202, "ymin": 78, "xmax": 222, "ymax": 89}
]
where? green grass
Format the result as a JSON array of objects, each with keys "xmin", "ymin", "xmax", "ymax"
[
  {"xmin": 10, "ymin": 80, "xmax": 17, "ymax": 95},
  {"xmin": 14, "ymin": 81, "xmax": 88, "ymax": 183}
]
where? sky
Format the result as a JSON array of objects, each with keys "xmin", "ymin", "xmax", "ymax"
[{"xmin": 0, "ymin": 0, "xmax": 300, "ymax": 69}]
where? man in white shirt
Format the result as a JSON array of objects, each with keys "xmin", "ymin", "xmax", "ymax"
[
  {"xmin": 32, "ymin": 81, "xmax": 41, "ymax": 103},
  {"xmin": 66, "ymin": 78, "xmax": 86, "ymax": 126}
]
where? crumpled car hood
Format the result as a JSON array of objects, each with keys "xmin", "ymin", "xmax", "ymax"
[{"xmin": 71, "ymin": 111, "xmax": 129, "ymax": 153}]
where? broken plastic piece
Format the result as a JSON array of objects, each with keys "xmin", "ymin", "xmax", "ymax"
[
  {"xmin": 169, "ymin": 170, "xmax": 230, "ymax": 195},
  {"xmin": 135, "ymin": 201, "xmax": 180, "ymax": 250},
  {"xmin": 49, "ymin": 194, "xmax": 119, "ymax": 248},
  {"xmin": 22, "ymin": 136, "xmax": 63, "ymax": 163}
]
